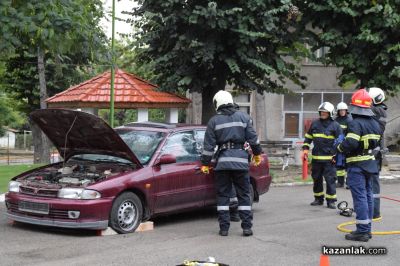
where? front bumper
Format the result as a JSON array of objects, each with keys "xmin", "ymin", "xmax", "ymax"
[
  {"xmin": 6, "ymin": 212, "xmax": 108, "ymax": 230},
  {"xmin": 5, "ymin": 192, "xmax": 112, "ymax": 230}
]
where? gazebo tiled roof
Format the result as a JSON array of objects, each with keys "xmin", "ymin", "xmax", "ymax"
[{"xmin": 46, "ymin": 69, "xmax": 191, "ymax": 108}]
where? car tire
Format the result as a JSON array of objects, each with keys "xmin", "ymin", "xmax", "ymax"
[{"xmin": 110, "ymin": 192, "xmax": 143, "ymax": 234}]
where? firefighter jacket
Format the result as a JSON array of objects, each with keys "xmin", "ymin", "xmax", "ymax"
[
  {"xmin": 337, "ymin": 114, "xmax": 382, "ymax": 173},
  {"xmin": 303, "ymin": 118, "xmax": 343, "ymax": 161},
  {"xmin": 335, "ymin": 114, "xmax": 353, "ymax": 135},
  {"xmin": 201, "ymin": 104, "xmax": 262, "ymax": 171}
]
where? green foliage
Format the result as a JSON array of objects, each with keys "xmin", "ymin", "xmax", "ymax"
[
  {"xmin": 0, "ymin": 0, "xmax": 108, "ymax": 115},
  {"xmin": 0, "ymin": 95, "xmax": 25, "ymax": 136},
  {"xmin": 114, "ymin": 38, "xmax": 156, "ymax": 81},
  {"xmin": 0, "ymin": 0, "xmax": 107, "ymax": 58},
  {"xmin": 130, "ymin": 0, "xmax": 309, "ymax": 95},
  {"xmin": 299, "ymin": 0, "xmax": 400, "ymax": 94},
  {"xmin": 0, "ymin": 164, "xmax": 44, "ymax": 193}
]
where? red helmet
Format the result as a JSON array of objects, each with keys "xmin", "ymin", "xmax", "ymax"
[{"xmin": 351, "ymin": 88, "xmax": 372, "ymax": 108}]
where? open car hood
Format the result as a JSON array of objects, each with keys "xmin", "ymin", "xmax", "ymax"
[{"xmin": 30, "ymin": 109, "xmax": 142, "ymax": 167}]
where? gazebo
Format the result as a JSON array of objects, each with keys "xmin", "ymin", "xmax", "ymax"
[{"xmin": 46, "ymin": 69, "xmax": 191, "ymax": 123}]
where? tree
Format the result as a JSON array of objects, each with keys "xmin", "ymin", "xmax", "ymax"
[
  {"xmin": 0, "ymin": 95, "xmax": 25, "ymax": 137},
  {"xmin": 0, "ymin": 0, "xmax": 107, "ymax": 163},
  {"xmin": 298, "ymin": 1, "xmax": 400, "ymax": 94},
  {"xmin": 130, "ymin": 1, "xmax": 307, "ymax": 123}
]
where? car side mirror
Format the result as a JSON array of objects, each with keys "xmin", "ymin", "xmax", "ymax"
[{"xmin": 157, "ymin": 154, "xmax": 176, "ymax": 165}]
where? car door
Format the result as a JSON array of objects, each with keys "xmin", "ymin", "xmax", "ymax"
[
  {"xmin": 194, "ymin": 129, "xmax": 217, "ymax": 206},
  {"xmin": 153, "ymin": 130, "xmax": 205, "ymax": 214}
]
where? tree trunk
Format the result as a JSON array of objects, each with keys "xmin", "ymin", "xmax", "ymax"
[
  {"xmin": 186, "ymin": 91, "xmax": 202, "ymax": 125},
  {"xmin": 35, "ymin": 46, "xmax": 50, "ymax": 164},
  {"xmin": 201, "ymin": 72, "xmax": 228, "ymax": 124},
  {"xmin": 201, "ymin": 86, "xmax": 219, "ymax": 125},
  {"xmin": 254, "ymin": 91, "xmax": 266, "ymax": 141}
]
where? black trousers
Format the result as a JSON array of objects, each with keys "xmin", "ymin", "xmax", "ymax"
[
  {"xmin": 311, "ymin": 161, "xmax": 337, "ymax": 203},
  {"xmin": 215, "ymin": 170, "xmax": 252, "ymax": 231}
]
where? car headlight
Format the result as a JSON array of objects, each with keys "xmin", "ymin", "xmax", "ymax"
[
  {"xmin": 58, "ymin": 188, "xmax": 101, "ymax": 199},
  {"xmin": 8, "ymin": 181, "xmax": 21, "ymax": 193}
]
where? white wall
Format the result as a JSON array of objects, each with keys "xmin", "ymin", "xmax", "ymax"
[{"xmin": 0, "ymin": 131, "xmax": 16, "ymax": 148}]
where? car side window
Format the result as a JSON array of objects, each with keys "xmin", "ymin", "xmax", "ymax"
[
  {"xmin": 161, "ymin": 131, "xmax": 198, "ymax": 163},
  {"xmin": 194, "ymin": 130, "xmax": 205, "ymax": 154}
]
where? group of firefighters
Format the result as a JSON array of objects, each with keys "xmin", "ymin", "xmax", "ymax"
[{"xmin": 200, "ymin": 87, "xmax": 387, "ymax": 242}]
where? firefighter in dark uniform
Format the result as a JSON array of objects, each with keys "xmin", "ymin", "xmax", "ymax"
[
  {"xmin": 335, "ymin": 102, "xmax": 352, "ymax": 188},
  {"xmin": 367, "ymin": 87, "xmax": 387, "ymax": 219},
  {"xmin": 303, "ymin": 102, "xmax": 343, "ymax": 209},
  {"xmin": 200, "ymin": 90, "xmax": 262, "ymax": 237},
  {"xmin": 337, "ymin": 89, "xmax": 382, "ymax": 242}
]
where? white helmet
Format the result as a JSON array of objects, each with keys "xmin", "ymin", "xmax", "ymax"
[
  {"xmin": 367, "ymin": 87, "xmax": 385, "ymax": 104},
  {"xmin": 318, "ymin": 102, "xmax": 335, "ymax": 117},
  {"xmin": 336, "ymin": 102, "xmax": 348, "ymax": 110},
  {"xmin": 213, "ymin": 90, "xmax": 234, "ymax": 111}
]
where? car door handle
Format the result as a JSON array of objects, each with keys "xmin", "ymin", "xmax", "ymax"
[{"xmin": 194, "ymin": 166, "xmax": 202, "ymax": 174}]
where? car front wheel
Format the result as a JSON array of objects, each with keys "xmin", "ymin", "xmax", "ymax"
[{"xmin": 110, "ymin": 192, "xmax": 143, "ymax": 234}]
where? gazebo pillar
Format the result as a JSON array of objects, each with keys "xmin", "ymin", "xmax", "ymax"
[
  {"xmin": 166, "ymin": 108, "xmax": 179, "ymax": 123},
  {"xmin": 138, "ymin": 108, "xmax": 149, "ymax": 122}
]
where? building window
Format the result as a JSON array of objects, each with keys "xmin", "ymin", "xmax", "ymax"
[
  {"xmin": 303, "ymin": 93, "xmax": 321, "ymax": 111},
  {"xmin": 283, "ymin": 92, "xmax": 354, "ymax": 138},
  {"xmin": 233, "ymin": 93, "xmax": 251, "ymax": 114},
  {"xmin": 285, "ymin": 113, "xmax": 299, "ymax": 138},
  {"xmin": 283, "ymin": 93, "xmax": 301, "ymax": 111}
]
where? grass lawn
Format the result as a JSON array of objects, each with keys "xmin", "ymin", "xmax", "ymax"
[{"xmin": 0, "ymin": 164, "xmax": 44, "ymax": 193}]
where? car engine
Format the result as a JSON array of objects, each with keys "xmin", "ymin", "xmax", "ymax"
[{"xmin": 17, "ymin": 162, "xmax": 132, "ymax": 188}]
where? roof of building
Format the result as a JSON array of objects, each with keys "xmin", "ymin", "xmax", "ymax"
[{"xmin": 46, "ymin": 69, "xmax": 191, "ymax": 109}]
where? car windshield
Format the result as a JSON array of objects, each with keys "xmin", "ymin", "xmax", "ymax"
[{"xmin": 117, "ymin": 130, "xmax": 165, "ymax": 164}]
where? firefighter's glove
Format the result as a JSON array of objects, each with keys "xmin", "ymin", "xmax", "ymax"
[
  {"xmin": 253, "ymin": 155, "xmax": 262, "ymax": 167},
  {"xmin": 303, "ymin": 149, "xmax": 309, "ymax": 155},
  {"xmin": 200, "ymin": 165, "xmax": 210, "ymax": 174}
]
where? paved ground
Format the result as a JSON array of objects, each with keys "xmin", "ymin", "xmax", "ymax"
[{"xmin": 1, "ymin": 184, "xmax": 399, "ymax": 266}]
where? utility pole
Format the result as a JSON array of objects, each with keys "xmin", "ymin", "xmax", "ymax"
[{"xmin": 110, "ymin": 0, "xmax": 116, "ymax": 127}]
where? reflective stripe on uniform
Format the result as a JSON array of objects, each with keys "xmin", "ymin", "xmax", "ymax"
[
  {"xmin": 313, "ymin": 133, "xmax": 335, "ymax": 139},
  {"xmin": 361, "ymin": 134, "xmax": 381, "ymax": 149},
  {"xmin": 346, "ymin": 133, "xmax": 361, "ymax": 141},
  {"xmin": 305, "ymin": 133, "xmax": 313, "ymax": 139},
  {"xmin": 303, "ymin": 143, "xmax": 311, "ymax": 147},
  {"xmin": 218, "ymin": 157, "xmax": 248, "ymax": 164},
  {"xmin": 217, "ymin": 206, "xmax": 229, "ymax": 211},
  {"xmin": 314, "ymin": 192, "xmax": 324, "ymax": 197},
  {"xmin": 202, "ymin": 150, "xmax": 214, "ymax": 156},
  {"xmin": 337, "ymin": 144, "xmax": 344, "ymax": 152},
  {"xmin": 346, "ymin": 155, "xmax": 375, "ymax": 163},
  {"xmin": 325, "ymin": 194, "xmax": 337, "ymax": 199},
  {"xmin": 238, "ymin": 206, "xmax": 252, "ymax": 211},
  {"xmin": 356, "ymin": 219, "xmax": 371, "ymax": 225},
  {"xmin": 340, "ymin": 124, "xmax": 347, "ymax": 129},
  {"xmin": 336, "ymin": 169, "xmax": 346, "ymax": 176},
  {"xmin": 311, "ymin": 155, "xmax": 333, "ymax": 160},
  {"xmin": 215, "ymin": 122, "xmax": 247, "ymax": 130},
  {"xmin": 373, "ymin": 194, "xmax": 380, "ymax": 198}
]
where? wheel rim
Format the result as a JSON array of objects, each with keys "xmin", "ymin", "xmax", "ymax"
[{"xmin": 117, "ymin": 200, "xmax": 138, "ymax": 231}]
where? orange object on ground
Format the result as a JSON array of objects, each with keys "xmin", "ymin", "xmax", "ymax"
[
  {"xmin": 302, "ymin": 152, "xmax": 308, "ymax": 180},
  {"xmin": 320, "ymin": 255, "xmax": 330, "ymax": 266}
]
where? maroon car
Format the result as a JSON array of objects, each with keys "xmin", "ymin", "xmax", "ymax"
[{"xmin": 5, "ymin": 109, "xmax": 271, "ymax": 233}]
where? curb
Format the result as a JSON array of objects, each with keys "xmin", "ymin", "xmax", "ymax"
[{"xmin": 0, "ymin": 194, "xmax": 5, "ymax": 203}]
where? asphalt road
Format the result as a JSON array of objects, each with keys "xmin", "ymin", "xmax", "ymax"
[{"xmin": 1, "ymin": 183, "xmax": 399, "ymax": 266}]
